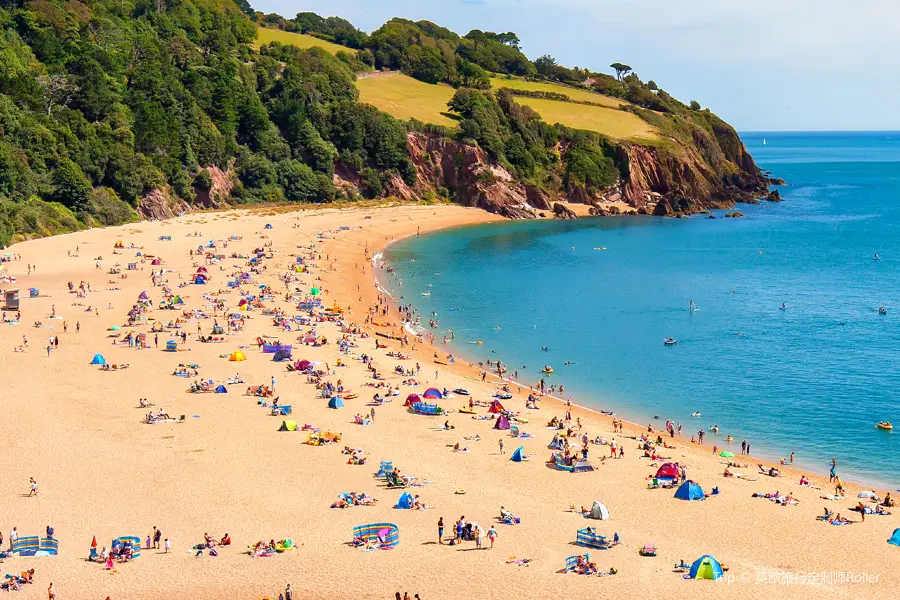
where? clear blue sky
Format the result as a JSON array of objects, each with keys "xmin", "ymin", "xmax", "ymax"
[{"xmin": 253, "ymin": 0, "xmax": 899, "ymax": 131}]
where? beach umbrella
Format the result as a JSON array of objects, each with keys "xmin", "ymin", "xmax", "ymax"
[
  {"xmin": 719, "ymin": 451, "xmax": 735, "ymax": 457},
  {"xmin": 91, "ymin": 536, "xmax": 97, "ymax": 548}
]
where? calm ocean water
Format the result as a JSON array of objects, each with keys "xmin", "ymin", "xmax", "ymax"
[{"xmin": 384, "ymin": 132, "xmax": 900, "ymax": 489}]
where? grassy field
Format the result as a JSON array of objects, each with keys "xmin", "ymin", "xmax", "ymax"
[
  {"xmin": 512, "ymin": 97, "xmax": 657, "ymax": 140},
  {"xmin": 356, "ymin": 73, "xmax": 656, "ymax": 140},
  {"xmin": 489, "ymin": 76, "xmax": 623, "ymax": 108},
  {"xmin": 356, "ymin": 73, "xmax": 458, "ymax": 127},
  {"xmin": 254, "ymin": 26, "xmax": 347, "ymax": 54}
]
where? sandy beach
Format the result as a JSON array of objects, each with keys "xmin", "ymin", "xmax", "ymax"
[{"xmin": 0, "ymin": 203, "xmax": 895, "ymax": 600}]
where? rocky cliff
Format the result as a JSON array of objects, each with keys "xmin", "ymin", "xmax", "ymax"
[
  {"xmin": 386, "ymin": 133, "xmax": 552, "ymax": 218},
  {"xmin": 385, "ymin": 131, "xmax": 768, "ymax": 219},
  {"xmin": 138, "ymin": 166, "xmax": 236, "ymax": 221}
]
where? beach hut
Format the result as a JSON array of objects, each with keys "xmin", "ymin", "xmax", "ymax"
[
  {"xmin": 3, "ymin": 288, "xmax": 19, "ymax": 310},
  {"xmin": 352, "ymin": 523, "xmax": 399, "ymax": 549},
  {"xmin": 588, "ymin": 500, "xmax": 610, "ymax": 520},
  {"xmin": 229, "ymin": 351, "xmax": 246, "ymax": 361},
  {"xmin": 328, "ymin": 397, "xmax": 344, "ymax": 409},
  {"xmin": 404, "ymin": 394, "xmax": 421, "ymax": 407},
  {"xmin": 655, "ymin": 463, "xmax": 680, "ymax": 480},
  {"xmin": 674, "ymin": 480, "xmax": 705, "ymax": 501},
  {"xmin": 493, "ymin": 415, "xmax": 511, "ymax": 430},
  {"xmin": 689, "ymin": 555, "xmax": 724, "ymax": 580},
  {"xmin": 889, "ymin": 528, "xmax": 900, "ymax": 547},
  {"xmin": 488, "ymin": 400, "xmax": 504, "ymax": 413},
  {"xmin": 572, "ymin": 459, "xmax": 595, "ymax": 473},
  {"xmin": 422, "ymin": 387, "xmax": 442, "ymax": 400},
  {"xmin": 215, "ymin": 385, "xmax": 227, "ymax": 394},
  {"xmin": 89, "ymin": 353, "xmax": 106, "ymax": 365},
  {"xmin": 273, "ymin": 349, "xmax": 292, "ymax": 362},
  {"xmin": 278, "ymin": 420, "xmax": 298, "ymax": 432},
  {"xmin": 510, "ymin": 446, "xmax": 527, "ymax": 462},
  {"xmin": 396, "ymin": 492, "xmax": 415, "ymax": 509}
]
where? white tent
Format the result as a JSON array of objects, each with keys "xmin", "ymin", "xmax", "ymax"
[
  {"xmin": 857, "ymin": 491, "xmax": 876, "ymax": 499},
  {"xmin": 589, "ymin": 500, "xmax": 610, "ymax": 520}
]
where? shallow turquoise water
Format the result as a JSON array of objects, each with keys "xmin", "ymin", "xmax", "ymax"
[{"xmin": 384, "ymin": 132, "xmax": 900, "ymax": 488}]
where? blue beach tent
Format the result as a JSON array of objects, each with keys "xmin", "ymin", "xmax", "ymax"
[
  {"xmin": 689, "ymin": 555, "xmax": 724, "ymax": 580},
  {"xmin": 90, "ymin": 353, "xmax": 106, "ymax": 365},
  {"xmin": 396, "ymin": 492, "xmax": 415, "ymax": 509},
  {"xmin": 510, "ymin": 446, "xmax": 526, "ymax": 462},
  {"xmin": 674, "ymin": 480, "xmax": 706, "ymax": 501},
  {"xmin": 328, "ymin": 397, "xmax": 344, "ymax": 409},
  {"xmin": 215, "ymin": 385, "xmax": 227, "ymax": 394},
  {"xmin": 889, "ymin": 528, "xmax": 900, "ymax": 547}
]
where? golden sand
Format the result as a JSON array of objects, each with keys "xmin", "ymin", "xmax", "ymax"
[{"xmin": 0, "ymin": 204, "xmax": 895, "ymax": 599}]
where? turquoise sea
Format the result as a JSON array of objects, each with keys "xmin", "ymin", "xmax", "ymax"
[{"xmin": 383, "ymin": 132, "xmax": 900, "ymax": 489}]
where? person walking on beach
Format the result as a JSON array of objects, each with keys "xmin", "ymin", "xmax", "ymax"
[
  {"xmin": 76, "ymin": 320, "xmax": 80, "ymax": 333},
  {"xmin": 610, "ymin": 438, "xmax": 617, "ymax": 458},
  {"xmin": 437, "ymin": 517, "xmax": 444, "ymax": 544},
  {"xmin": 741, "ymin": 439, "xmax": 747, "ymax": 455},
  {"xmin": 698, "ymin": 428, "xmax": 705, "ymax": 444},
  {"xmin": 284, "ymin": 583, "xmax": 293, "ymax": 600},
  {"xmin": 499, "ymin": 439, "xmax": 504, "ymax": 454},
  {"xmin": 370, "ymin": 407, "xmax": 376, "ymax": 422},
  {"xmin": 153, "ymin": 526, "xmax": 161, "ymax": 549},
  {"xmin": 47, "ymin": 582, "xmax": 55, "ymax": 600},
  {"xmin": 164, "ymin": 538, "xmax": 171, "ymax": 553},
  {"xmin": 9, "ymin": 527, "xmax": 17, "ymax": 550},
  {"xmin": 28, "ymin": 477, "xmax": 37, "ymax": 496},
  {"xmin": 455, "ymin": 518, "xmax": 463, "ymax": 544},
  {"xmin": 271, "ymin": 375, "xmax": 276, "ymax": 392},
  {"xmin": 487, "ymin": 526, "xmax": 497, "ymax": 549}
]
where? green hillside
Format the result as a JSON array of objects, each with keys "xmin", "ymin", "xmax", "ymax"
[{"xmin": 0, "ymin": 3, "xmax": 762, "ymax": 244}]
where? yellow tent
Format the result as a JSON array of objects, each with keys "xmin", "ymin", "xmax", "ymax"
[{"xmin": 229, "ymin": 351, "xmax": 246, "ymax": 361}]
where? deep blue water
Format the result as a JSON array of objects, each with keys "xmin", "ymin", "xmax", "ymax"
[{"xmin": 383, "ymin": 132, "xmax": 900, "ymax": 488}]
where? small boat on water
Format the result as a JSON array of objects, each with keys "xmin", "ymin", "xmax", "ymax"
[
  {"xmin": 421, "ymin": 292, "xmax": 430, "ymax": 296},
  {"xmin": 876, "ymin": 421, "xmax": 894, "ymax": 430},
  {"xmin": 664, "ymin": 338, "xmax": 677, "ymax": 346},
  {"xmin": 541, "ymin": 366, "xmax": 554, "ymax": 374},
  {"xmin": 690, "ymin": 412, "xmax": 701, "ymax": 418}
]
